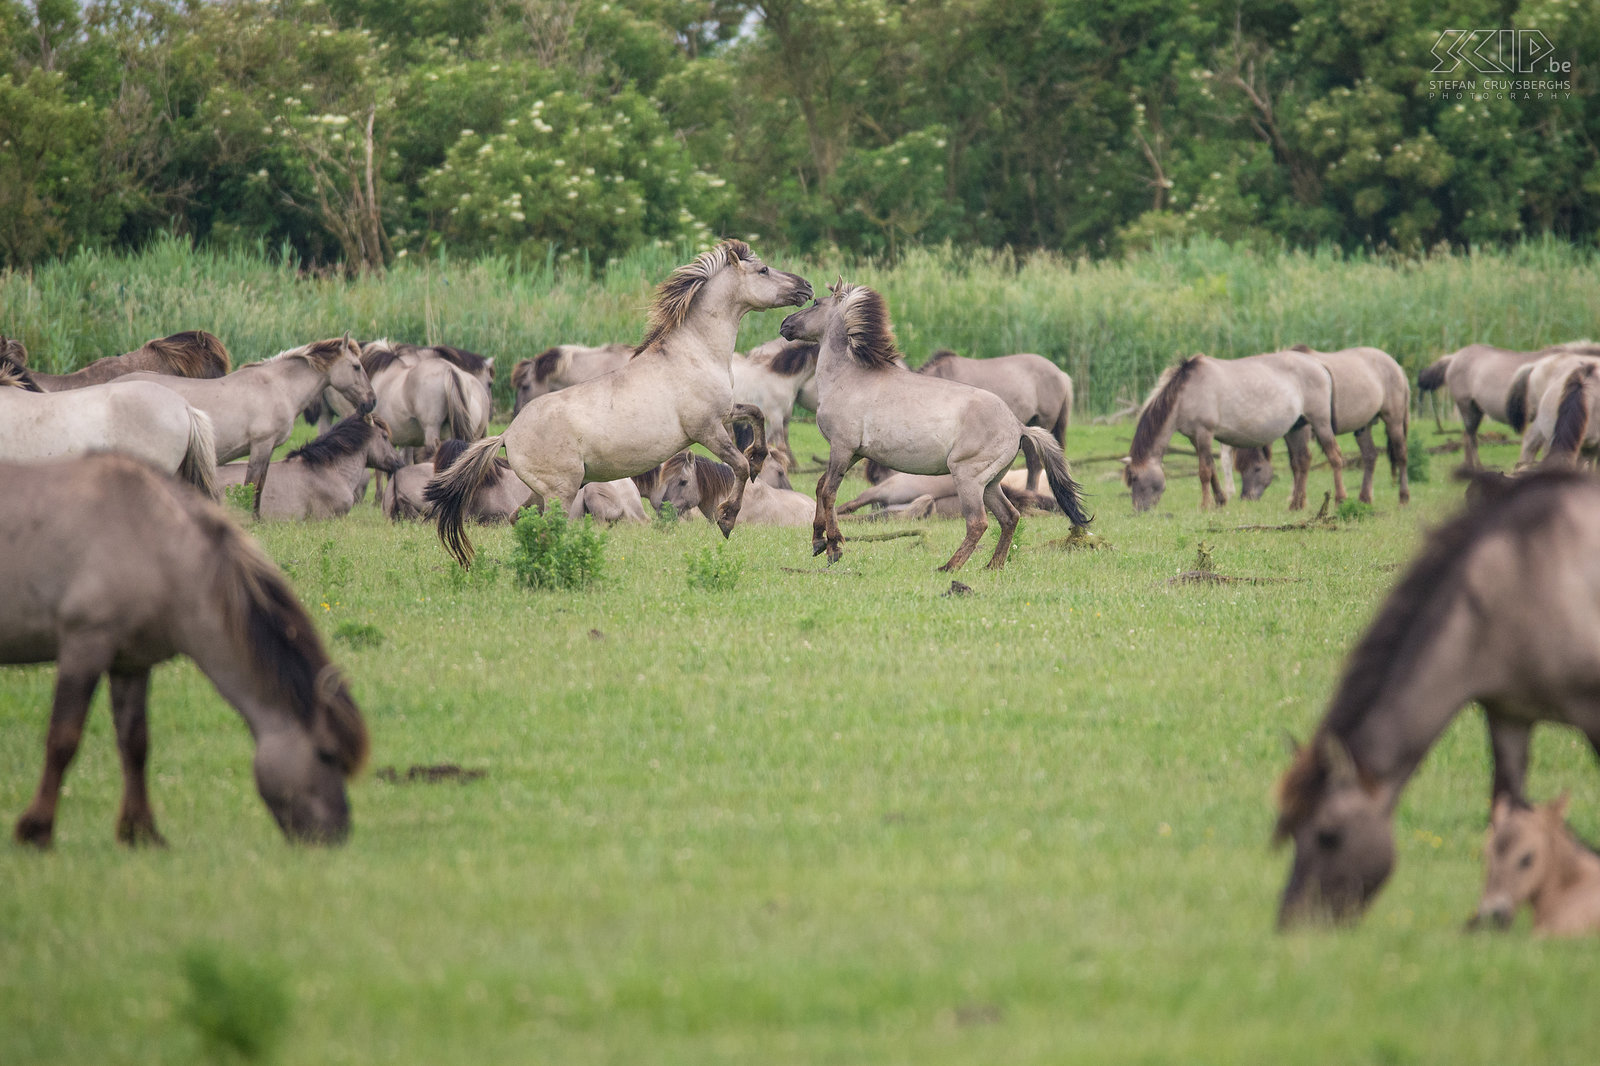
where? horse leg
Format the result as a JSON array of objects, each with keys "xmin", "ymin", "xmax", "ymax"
[
  {"xmin": 1353, "ymin": 426, "xmax": 1378, "ymax": 504},
  {"xmin": 699, "ymin": 422, "xmax": 755, "ymax": 538},
  {"xmin": 981, "ymin": 478, "xmax": 1021, "ymax": 570},
  {"xmin": 812, "ymin": 447, "xmax": 859, "ymax": 562},
  {"xmin": 1309, "ymin": 418, "xmax": 1347, "ymax": 503},
  {"xmin": 1284, "ymin": 426, "xmax": 1312, "ymax": 511},
  {"xmin": 938, "ymin": 478, "xmax": 989, "ymax": 572},
  {"xmin": 1195, "ymin": 430, "xmax": 1223, "ymax": 509},
  {"xmin": 1021, "ymin": 432, "xmax": 1044, "ymax": 493},
  {"xmin": 245, "ymin": 441, "xmax": 273, "ymax": 517},
  {"xmin": 1516, "ymin": 423, "xmax": 1546, "ymax": 469},
  {"xmin": 1460, "ymin": 401, "xmax": 1483, "ymax": 470},
  {"xmin": 1484, "ymin": 706, "xmax": 1531, "ymax": 809},
  {"xmin": 110, "ymin": 670, "xmax": 165, "ymax": 847},
  {"xmin": 15, "ymin": 637, "xmax": 112, "ymax": 846},
  {"xmin": 1388, "ymin": 412, "xmax": 1411, "ymax": 505}
]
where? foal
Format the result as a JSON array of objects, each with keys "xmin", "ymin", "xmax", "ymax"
[{"xmin": 1474, "ymin": 794, "xmax": 1600, "ymax": 936}]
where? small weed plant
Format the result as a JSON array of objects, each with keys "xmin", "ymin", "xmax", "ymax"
[
  {"xmin": 685, "ymin": 543, "xmax": 741, "ymax": 591},
  {"xmin": 224, "ymin": 483, "xmax": 256, "ymax": 513},
  {"xmin": 1407, "ymin": 428, "xmax": 1431, "ymax": 484},
  {"xmin": 510, "ymin": 506, "xmax": 607, "ymax": 590}
]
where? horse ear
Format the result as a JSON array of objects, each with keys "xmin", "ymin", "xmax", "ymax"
[
  {"xmin": 1491, "ymin": 793, "xmax": 1513, "ymax": 828},
  {"xmin": 1317, "ymin": 733, "xmax": 1360, "ymax": 789},
  {"xmin": 1120, "ymin": 456, "xmax": 1132, "ymax": 466},
  {"xmin": 830, "ymin": 274, "xmax": 843, "ymax": 294},
  {"xmin": 1550, "ymin": 790, "xmax": 1571, "ymax": 823}
]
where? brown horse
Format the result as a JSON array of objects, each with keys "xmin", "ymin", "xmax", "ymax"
[
  {"xmin": 1275, "ymin": 470, "xmax": 1600, "ymax": 928},
  {"xmin": 24, "ymin": 331, "xmax": 231, "ymax": 391},
  {"xmin": 1472, "ymin": 794, "xmax": 1600, "ymax": 936},
  {"xmin": 1, "ymin": 454, "xmax": 368, "ymax": 846},
  {"xmin": 917, "ymin": 349, "xmax": 1074, "ymax": 491}
]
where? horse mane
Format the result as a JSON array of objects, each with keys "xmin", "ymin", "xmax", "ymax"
[
  {"xmin": 1547, "ymin": 364, "xmax": 1595, "ymax": 461},
  {"xmin": 765, "ymin": 340, "xmax": 818, "ymax": 377},
  {"xmin": 663, "ymin": 451, "xmax": 737, "ymax": 507},
  {"xmin": 918, "ymin": 348, "xmax": 961, "ymax": 373},
  {"xmin": 1549, "ymin": 340, "xmax": 1600, "ymax": 357},
  {"xmin": 193, "ymin": 498, "xmax": 367, "ymax": 772},
  {"xmin": 637, "ymin": 240, "xmax": 754, "ymax": 353},
  {"xmin": 1288, "ymin": 343, "xmax": 1316, "ymax": 354},
  {"xmin": 511, "ymin": 358, "xmax": 537, "ymax": 390},
  {"xmin": 1275, "ymin": 470, "xmax": 1592, "ymax": 839},
  {"xmin": 837, "ymin": 284, "xmax": 902, "ymax": 369},
  {"xmin": 141, "ymin": 330, "xmax": 231, "ymax": 377},
  {"xmin": 1129, "ymin": 355, "xmax": 1205, "ymax": 462},
  {"xmin": 432, "ymin": 344, "xmax": 490, "ymax": 375},
  {"xmin": 1, "ymin": 336, "xmax": 28, "ymax": 366},
  {"xmin": 275, "ymin": 337, "xmax": 351, "ymax": 372},
  {"xmin": 360, "ymin": 338, "xmax": 406, "ymax": 376},
  {"xmin": 532, "ymin": 346, "xmax": 566, "ymax": 382},
  {"xmin": 0, "ymin": 348, "xmax": 42, "ymax": 392},
  {"xmin": 286, "ymin": 416, "xmax": 374, "ymax": 467}
]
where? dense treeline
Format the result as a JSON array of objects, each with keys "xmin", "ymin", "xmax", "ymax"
[{"xmin": 2, "ymin": 0, "xmax": 1597, "ymax": 270}]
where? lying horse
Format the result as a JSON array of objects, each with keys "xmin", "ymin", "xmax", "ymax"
[
  {"xmin": 1473, "ymin": 793, "xmax": 1600, "ymax": 936},
  {"xmin": 1123, "ymin": 351, "xmax": 1345, "ymax": 512},
  {"xmin": 0, "ymin": 454, "xmax": 368, "ymax": 846},
  {"xmin": 780, "ymin": 279, "xmax": 1091, "ymax": 571},
  {"xmin": 656, "ymin": 451, "xmax": 815, "ymax": 526},
  {"xmin": 839, "ymin": 469, "xmax": 1057, "ymax": 518},
  {"xmin": 0, "ymin": 346, "xmax": 219, "ymax": 500},
  {"xmin": 216, "ymin": 415, "xmax": 403, "ymax": 520},
  {"xmin": 917, "ymin": 349, "xmax": 1074, "ymax": 492},
  {"xmin": 511, "ymin": 343, "xmax": 633, "ymax": 414},
  {"xmin": 125, "ymin": 335, "xmax": 375, "ymax": 516},
  {"xmin": 427, "ymin": 241, "xmax": 811, "ymax": 565},
  {"xmin": 568, "ymin": 480, "xmax": 650, "ymax": 525},
  {"xmin": 1506, "ymin": 352, "xmax": 1600, "ymax": 467},
  {"xmin": 1419, "ymin": 341, "xmax": 1600, "ymax": 468},
  {"xmin": 384, "ymin": 439, "xmax": 531, "ymax": 522},
  {"xmin": 1275, "ymin": 470, "xmax": 1600, "ymax": 927},
  {"xmin": 22, "ymin": 330, "xmax": 231, "ymax": 391}
]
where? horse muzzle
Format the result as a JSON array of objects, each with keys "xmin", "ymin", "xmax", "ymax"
[
  {"xmin": 356, "ymin": 397, "xmax": 376, "ymax": 416},
  {"xmin": 787, "ymin": 277, "xmax": 814, "ymax": 306}
]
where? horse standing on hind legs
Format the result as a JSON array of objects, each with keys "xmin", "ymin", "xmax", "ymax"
[
  {"xmin": 1121, "ymin": 351, "xmax": 1346, "ymax": 512},
  {"xmin": 0, "ymin": 455, "xmax": 368, "ymax": 846},
  {"xmin": 426, "ymin": 240, "xmax": 812, "ymax": 566},
  {"xmin": 1274, "ymin": 470, "xmax": 1600, "ymax": 929},
  {"xmin": 779, "ymin": 279, "xmax": 1091, "ymax": 572}
]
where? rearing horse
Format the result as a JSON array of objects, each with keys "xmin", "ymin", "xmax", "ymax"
[{"xmin": 427, "ymin": 241, "xmax": 812, "ymax": 566}]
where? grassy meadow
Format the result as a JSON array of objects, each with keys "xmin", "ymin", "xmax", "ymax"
[{"xmin": 5, "ymin": 411, "xmax": 1600, "ymax": 1064}]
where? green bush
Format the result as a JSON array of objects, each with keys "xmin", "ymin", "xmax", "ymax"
[
  {"xmin": 509, "ymin": 505, "xmax": 606, "ymax": 590},
  {"xmin": 1406, "ymin": 428, "xmax": 1431, "ymax": 485},
  {"xmin": 684, "ymin": 543, "xmax": 740, "ymax": 591},
  {"xmin": 332, "ymin": 621, "xmax": 385, "ymax": 649},
  {"xmin": 223, "ymin": 483, "xmax": 256, "ymax": 513}
]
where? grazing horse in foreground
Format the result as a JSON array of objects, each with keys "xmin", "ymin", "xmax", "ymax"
[
  {"xmin": 1275, "ymin": 471, "xmax": 1600, "ymax": 928},
  {"xmin": 0, "ymin": 349, "xmax": 219, "ymax": 500},
  {"xmin": 780, "ymin": 280, "xmax": 1091, "ymax": 571},
  {"xmin": 216, "ymin": 415, "xmax": 403, "ymax": 520},
  {"xmin": 732, "ymin": 338, "xmax": 819, "ymax": 468},
  {"xmin": 1506, "ymin": 352, "xmax": 1600, "ymax": 467},
  {"xmin": 1419, "ymin": 341, "xmax": 1600, "ymax": 468},
  {"xmin": 917, "ymin": 350, "xmax": 1074, "ymax": 492},
  {"xmin": 125, "ymin": 336, "xmax": 375, "ymax": 516},
  {"xmin": 17, "ymin": 331, "xmax": 231, "ymax": 391},
  {"xmin": 1472, "ymin": 794, "xmax": 1600, "ymax": 937},
  {"xmin": 359, "ymin": 339, "xmax": 491, "ymax": 458},
  {"xmin": 1122, "ymin": 351, "xmax": 1345, "ymax": 512},
  {"xmin": 427, "ymin": 241, "xmax": 812, "ymax": 566},
  {"xmin": 655, "ymin": 451, "xmax": 816, "ymax": 526},
  {"xmin": 511, "ymin": 343, "xmax": 633, "ymax": 414},
  {"xmin": 0, "ymin": 454, "xmax": 368, "ymax": 846}
]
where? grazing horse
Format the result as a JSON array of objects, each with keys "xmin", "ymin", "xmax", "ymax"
[
  {"xmin": 511, "ymin": 343, "xmax": 633, "ymax": 414},
  {"xmin": 383, "ymin": 440, "xmax": 533, "ymax": 523},
  {"xmin": 1506, "ymin": 352, "xmax": 1600, "ymax": 467},
  {"xmin": 216, "ymin": 415, "xmax": 403, "ymax": 520},
  {"xmin": 732, "ymin": 338, "xmax": 819, "ymax": 467},
  {"xmin": 22, "ymin": 330, "xmax": 231, "ymax": 391},
  {"xmin": 359, "ymin": 339, "xmax": 491, "ymax": 458},
  {"xmin": 427, "ymin": 241, "xmax": 812, "ymax": 566},
  {"xmin": 656, "ymin": 451, "xmax": 816, "ymax": 526},
  {"xmin": 125, "ymin": 336, "xmax": 375, "ymax": 516},
  {"xmin": 779, "ymin": 280, "xmax": 1091, "ymax": 571},
  {"xmin": 1419, "ymin": 341, "xmax": 1600, "ymax": 468},
  {"xmin": 1472, "ymin": 794, "xmax": 1600, "ymax": 937},
  {"xmin": 1275, "ymin": 470, "xmax": 1600, "ymax": 928},
  {"xmin": 1122, "ymin": 351, "xmax": 1345, "ymax": 512},
  {"xmin": 916, "ymin": 350, "xmax": 1074, "ymax": 492},
  {"xmin": 0, "ymin": 348, "xmax": 219, "ymax": 500},
  {"xmin": 1538, "ymin": 363, "xmax": 1600, "ymax": 469},
  {"xmin": 0, "ymin": 454, "xmax": 368, "ymax": 846}
]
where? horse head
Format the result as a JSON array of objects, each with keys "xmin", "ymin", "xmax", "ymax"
[{"xmin": 328, "ymin": 332, "xmax": 377, "ymax": 415}]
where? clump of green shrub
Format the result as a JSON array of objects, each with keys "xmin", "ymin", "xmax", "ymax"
[
  {"xmin": 223, "ymin": 483, "xmax": 256, "ymax": 513},
  {"xmin": 509, "ymin": 506, "xmax": 606, "ymax": 590},
  {"xmin": 1406, "ymin": 428, "xmax": 1431, "ymax": 484},
  {"xmin": 333, "ymin": 621, "xmax": 385, "ymax": 649},
  {"xmin": 685, "ymin": 543, "xmax": 741, "ymax": 591},
  {"xmin": 653, "ymin": 499, "xmax": 679, "ymax": 530},
  {"xmin": 180, "ymin": 945, "xmax": 290, "ymax": 1062},
  {"xmin": 1336, "ymin": 499, "xmax": 1376, "ymax": 522}
]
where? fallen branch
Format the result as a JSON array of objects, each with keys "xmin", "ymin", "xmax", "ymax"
[
  {"xmin": 843, "ymin": 529, "xmax": 927, "ymax": 544},
  {"xmin": 1167, "ymin": 571, "xmax": 1301, "ymax": 585},
  {"xmin": 1221, "ymin": 492, "xmax": 1338, "ymax": 531}
]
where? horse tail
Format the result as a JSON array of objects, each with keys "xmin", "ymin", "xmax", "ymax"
[
  {"xmin": 1546, "ymin": 365, "xmax": 1595, "ymax": 467},
  {"xmin": 1021, "ymin": 426, "xmax": 1092, "ymax": 527},
  {"xmin": 1416, "ymin": 356, "xmax": 1451, "ymax": 394},
  {"xmin": 1505, "ymin": 363, "xmax": 1536, "ymax": 432},
  {"xmin": 179, "ymin": 407, "xmax": 220, "ymax": 501},
  {"xmin": 443, "ymin": 370, "xmax": 474, "ymax": 441},
  {"xmin": 424, "ymin": 434, "xmax": 507, "ymax": 566}
]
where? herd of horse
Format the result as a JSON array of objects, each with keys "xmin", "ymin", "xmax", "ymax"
[{"xmin": 5, "ymin": 239, "xmax": 1600, "ymax": 936}]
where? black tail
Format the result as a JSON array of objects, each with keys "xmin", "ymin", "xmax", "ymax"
[
  {"xmin": 1021, "ymin": 426, "xmax": 1092, "ymax": 527},
  {"xmin": 423, "ymin": 434, "xmax": 508, "ymax": 566},
  {"xmin": 1417, "ymin": 357, "xmax": 1451, "ymax": 394},
  {"xmin": 1505, "ymin": 364, "xmax": 1535, "ymax": 432},
  {"xmin": 1546, "ymin": 366, "xmax": 1594, "ymax": 467}
]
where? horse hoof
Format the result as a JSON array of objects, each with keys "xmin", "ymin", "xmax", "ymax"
[{"xmin": 14, "ymin": 817, "xmax": 53, "ymax": 848}]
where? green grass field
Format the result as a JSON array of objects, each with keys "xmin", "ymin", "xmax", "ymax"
[{"xmin": 5, "ymin": 416, "xmax": 1600, "ymax": 1064}]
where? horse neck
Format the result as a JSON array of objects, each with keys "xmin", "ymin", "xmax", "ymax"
[
  {"xmin": 663, "ymin": 303, "xmax": 745, "ymax": 374},
  {"xmin": 270, "ymin": 356, "xmax": 334, "ymax": 408},
  {"xmin": 813, "ymin": 318, "xmax": 869, "ymax": 400}
]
